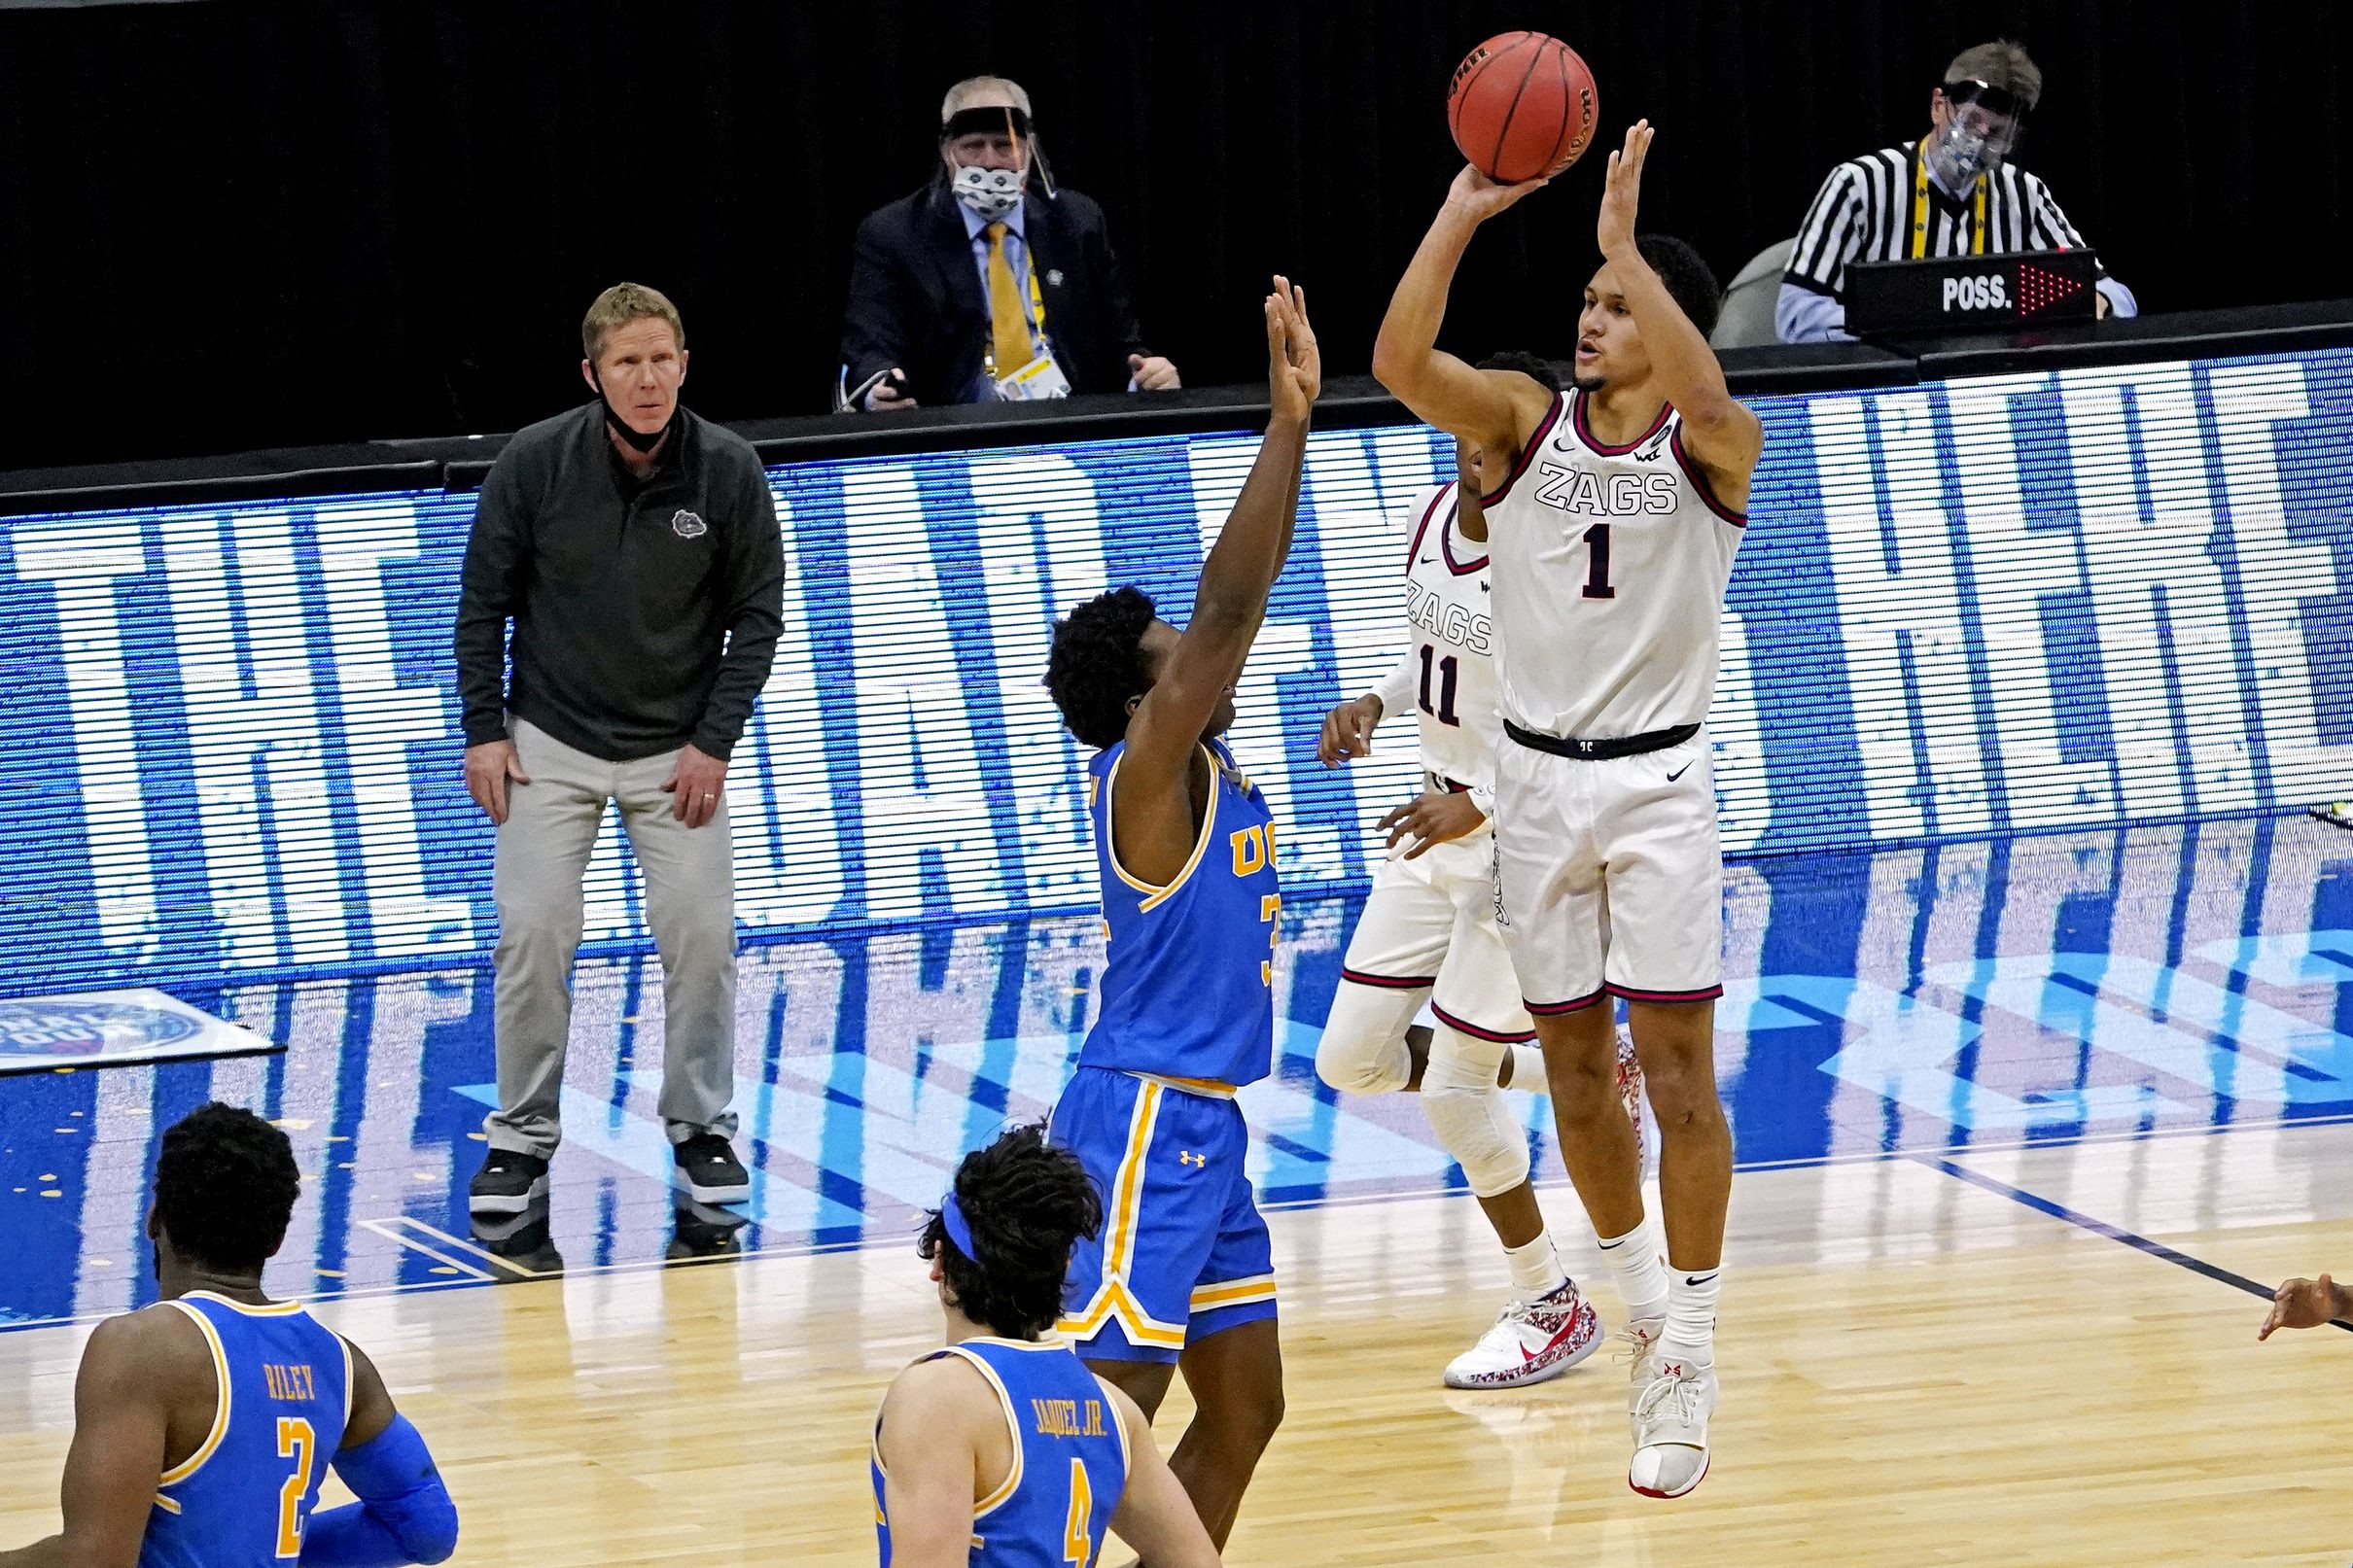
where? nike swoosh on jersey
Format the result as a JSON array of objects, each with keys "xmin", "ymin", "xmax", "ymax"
[{"xmin": 1667, "ymin": 763, "xmax": 1692, "ymax": 782}]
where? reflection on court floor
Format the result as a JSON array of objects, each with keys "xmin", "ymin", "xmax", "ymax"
[{"xmin": 2, "ymin": 816, "xmax": 2347, "ymax": 1328}]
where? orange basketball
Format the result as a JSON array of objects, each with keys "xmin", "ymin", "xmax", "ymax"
[{"xmin": 1447, "ymin": 31, "xmax": 1599, "ymax": 185}]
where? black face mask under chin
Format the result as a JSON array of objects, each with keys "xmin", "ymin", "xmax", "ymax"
[{"xmin": 592, "ymin": 368, "xmax": 676, "ymax": 453}]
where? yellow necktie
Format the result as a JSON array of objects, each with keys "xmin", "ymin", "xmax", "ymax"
[{"xmin": 984, "ymin": 222, "xmax": 1033, "ymax": 376}]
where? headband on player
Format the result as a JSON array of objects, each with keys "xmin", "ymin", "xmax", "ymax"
[
  {"xmin": 939, "ymin": 1189, "xmax": 982, "ymax": 1263},
  {"xmin": 941, "ymin": 104, "xmax": 1033, "ymax": 142}
]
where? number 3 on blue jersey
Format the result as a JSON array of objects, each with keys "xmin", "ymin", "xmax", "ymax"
[{"xmin": 1229, "ymin": 824, "xmax": 1282, "ymax": 987}]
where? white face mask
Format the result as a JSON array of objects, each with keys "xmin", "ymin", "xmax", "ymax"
[{"xmin": 949, "ymin": 160, "xmax": 1025, "ymax": 223}]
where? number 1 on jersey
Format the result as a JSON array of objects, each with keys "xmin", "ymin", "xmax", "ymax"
[{"xmin": 1582, "ymin": 523, "xmax": 1615, "ymax": 599}]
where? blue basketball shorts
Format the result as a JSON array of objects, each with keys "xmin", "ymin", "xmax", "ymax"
[{"xmin": 1047, "ymin": 1065, "xmax": 1276, "ymax": 1364}]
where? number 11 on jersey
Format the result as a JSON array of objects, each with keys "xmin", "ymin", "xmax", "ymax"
[{"xmin": 1417, "ymin": 645, "xmax": 1459, "ymax": 725}]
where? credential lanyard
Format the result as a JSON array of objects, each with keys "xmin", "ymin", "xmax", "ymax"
[{"xmin": 1911, "ymin": 142, "xmax": 1988, "ymax": 260}]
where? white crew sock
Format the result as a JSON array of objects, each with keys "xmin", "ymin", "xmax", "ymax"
[
  {"xmin": 1596, "ymin": 1213, "xmax": 1670, "ymax": 1321},
  {"xmin": 1505, "ymin": 1042, "xmax": 1547, "ymax": 1092},
  {"xmin": 1662, "ymin": 1267, "xmax": 1720, "ymax": 1367},
  {"xmin": 1502, "ymin": 1232, "xmax": 1569, "ymax": 1303}
]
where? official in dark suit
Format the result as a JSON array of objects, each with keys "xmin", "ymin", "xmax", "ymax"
[{"xmin": 839, "ymin": 76, "xmax": 1179, "ymax": 411}]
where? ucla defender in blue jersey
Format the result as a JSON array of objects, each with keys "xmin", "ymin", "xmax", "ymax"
[
  {"xmin": 0, "ymin": 1105, "xmax": 456, "ymax": 1568},
  {"xmin": 871, "ymin": 1127, "xmax": 1219, "ymax": 1568},
  {"xmin": 1040, "ymin": 278, "xmax": 1318, "ymax": 1550}
]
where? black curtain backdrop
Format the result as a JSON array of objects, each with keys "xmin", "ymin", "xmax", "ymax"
[{"xmin": 0, "ymin": 0, "xmax": 2343, "ymax": 468}]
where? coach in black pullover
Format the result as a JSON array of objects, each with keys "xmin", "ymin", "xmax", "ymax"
[
  {"xmin": 452, "ymin": 282, "xmax": 782, "ymax": 1219},
  {"xmin": 453, "ymin": 397, "xmax": 783, "ymax": 761}
]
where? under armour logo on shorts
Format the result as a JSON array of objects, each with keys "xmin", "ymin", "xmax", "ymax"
[{"xmin": 1177, "ymin": 1150, "xmax": 1207, "ymax": 1167}]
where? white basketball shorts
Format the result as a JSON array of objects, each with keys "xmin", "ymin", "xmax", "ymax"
[
  {"xmin": 1340, "ymin": 824, "xmax": 1533, "ymax": 1044},
  {"xmin": 1491, "ymin": 725, "xmax": 1724, "ymax": 1014}
]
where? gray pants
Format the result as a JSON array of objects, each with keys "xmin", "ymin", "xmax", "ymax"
[{"xmin": 484, "ymin": 717, "xmax": 738, "ymax": 1157}]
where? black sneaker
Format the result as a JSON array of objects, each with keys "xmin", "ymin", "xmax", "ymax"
[
  {"xmin": 671, "ymin": 1133, "xmax": 751, "ymax": 1205},
  {"xmin": 668, "ymin": 1197, "xmax": 751, "ymax": 1260},
  {"xmin": 471, "ymin": 1200, "xmax": 565, "ymax": 1278},
  {"xmin": 468, "ymin": 1149, "xmax": 549, "ymax": 1216}
]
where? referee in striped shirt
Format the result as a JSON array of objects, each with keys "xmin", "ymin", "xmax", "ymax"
[{"xmin": 1778, "ymin": 41, "xmax": 2136, "ymax": 342}]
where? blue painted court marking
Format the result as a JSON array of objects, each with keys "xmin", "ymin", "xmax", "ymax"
[
  {"xmin": 1807, "ymin": 972, "xmax": 2191, "ymax": 1132},
  {"xmin": 1920, "ymin": 1154, "xmax": 2353, "ymax": 1334},
  {"xmin": 2193, "ymin": 930, "xmax": 2353, "ymax": 987}
]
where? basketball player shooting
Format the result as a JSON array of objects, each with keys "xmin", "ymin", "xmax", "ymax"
[
  {"xmin": 1373, "ymin": 122, "xmax": 1763, "ymax": 1499},
  {"xmin": 1039, "ymin": 278, "xmax": 1318, "ymax": 1548}
]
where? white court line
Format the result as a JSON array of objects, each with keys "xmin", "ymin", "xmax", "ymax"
[
  {"xmin": 354, "ymin": 1218, "xmax": 496, "ymax": 1282},
  {"xmin": 369, "ymin": 1216, "xmax": 548, "ymax": 1280}
]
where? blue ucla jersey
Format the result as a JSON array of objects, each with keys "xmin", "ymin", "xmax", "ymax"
[
  {"xmin": 143, "ymin": 1292, "xmax": 352, "ymax": 1568},
  {"xmin": 872, "ymin": 1337, "xmax": 1131, "ymax": 1568},
  {"xmin": 1080, "ymin": 738, "xmax": 1280, "ymax": 1087}
]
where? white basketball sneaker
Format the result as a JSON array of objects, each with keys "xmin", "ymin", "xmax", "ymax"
[
  {"xmin": 1618, "ymin": 1315, "xmax": 1666, "ymax": 1426},
  {"xmin": 1629, "ymin": 1353, "xmax": 1718, "ymax": 1499},
  {"xmin": 1615, "ymin": 1025, "xmax": 1660, "ymax": 1184},
  {"xmin": 1443, "ymin": 1279, "xmax": 1603, "ymax": 1389}
]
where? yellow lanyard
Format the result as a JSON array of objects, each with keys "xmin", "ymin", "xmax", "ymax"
[{"xmin": 1911, "ymin": 142, "xmax": 1989, "ymax": 259}]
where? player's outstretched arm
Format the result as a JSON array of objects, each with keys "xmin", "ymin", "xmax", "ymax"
[
  {"xmin": 873, "ymin": 1359, "xmax": 995, "ymax": 1568},
  {"xmin": 300, "ymin": 1340, "xmax": 456, "ymax": 1567},
  {"xmin": 0, "ymin": 1314, "xmax": 175, "ymax": 1568},
  {"xmin": 1121, "ymin": 279, "xmax": 1320, "ymax": 791},
  {"xmin": 1371, "ymin": 170, "xmax": 1557, "ymax": 462},
  {"xmin": 2259, "ymin": 1272, "xmax": 2349, "ymax": 1339},
  {"xmin": 1101, "ymin": 1380, "xmax": 1223, "ymax": 1567},
  {"xmin": 1596, "ymin": 121, "xmax": 1762, "ymax": 483}
]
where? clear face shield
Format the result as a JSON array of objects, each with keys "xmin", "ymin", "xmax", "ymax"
[{"xmin": 1929, "ymin": 78, "xmax": 2028, "ymax": 185}]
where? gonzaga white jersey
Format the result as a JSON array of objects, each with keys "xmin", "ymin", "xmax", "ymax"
[
  {"xmin": 1396, "ymin": 482, "xmax": 1506, "ymax": 790},
  {"xmin": 1486, "ymin": 390, "xmax": 1745, "ymax": 739}
]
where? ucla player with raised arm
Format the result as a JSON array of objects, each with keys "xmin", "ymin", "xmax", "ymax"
[
  {"xmin": 0, "ymin": 1104, "xmax": 456, "ymax": 1568},
  {"xmin": 871, "ymin": 1127, "xmax": 1220, "ymax": 1568},
  {"xmin": 1040, "ymin": 277, "xmax": 1318, "ymax": 1550}
]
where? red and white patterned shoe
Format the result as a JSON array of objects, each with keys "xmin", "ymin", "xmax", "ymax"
[
  {"xmin": 1442, "ymin": 1280, "xmax": 1603, "ymax": 1389},
  {"xmin": 1617, "ymin": 1025, "xmax": 1660, "ymax": 1185}
]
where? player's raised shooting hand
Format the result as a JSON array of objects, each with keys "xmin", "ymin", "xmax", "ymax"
[
  {"xmin": 1381, "ymin": 789, "xmax": 1489, "ymax": 859},
  {"xmin": 1443, "ymin": 164, "xmax": 1550, "ymax": 226},
  {"xmin": 2259, "ymin": 1272, "xmax": 2346, "ymax": 1339},
  {"xmin": 1266, "ymin": 275, "xmax": 1320, "ymax": 423},
  {"xmin": 1317, "ymin": 694, "xmax": 1385, "ymax": 767},
  {"xmin": 1597, "ymin": 120, "xmax": 1654, "ymax": 261}
]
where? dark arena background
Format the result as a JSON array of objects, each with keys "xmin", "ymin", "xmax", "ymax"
[{"xmin": 0, "ymin": 2, "xmax": 2349, "ymax": 1564}]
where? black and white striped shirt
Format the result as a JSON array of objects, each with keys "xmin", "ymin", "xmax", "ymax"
[{"xmin": 1783, "ymin": 142, "xmax": 2106, "ymax": 300}]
